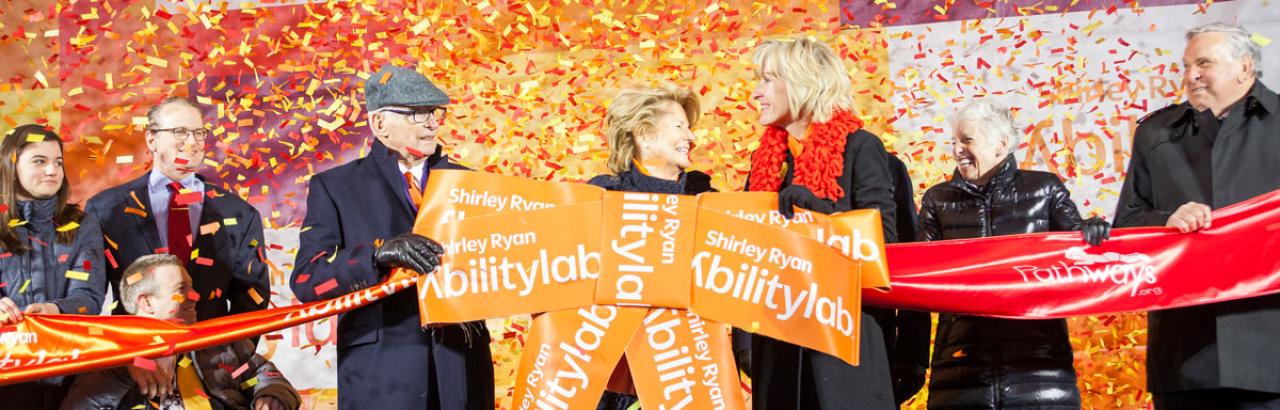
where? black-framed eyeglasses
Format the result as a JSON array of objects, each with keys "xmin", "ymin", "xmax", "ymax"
[
  {"xmin": 150, "ymin": 127, "xmax": 210, "ymax": 143},
  {"xmin": 381, "ymin": 106, "xmax": 448, "ymax": 124}
]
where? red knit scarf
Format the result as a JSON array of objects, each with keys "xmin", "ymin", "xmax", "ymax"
[{"xmin": 747, "ymin": 110, "xmax": 863, "ymax": 200}]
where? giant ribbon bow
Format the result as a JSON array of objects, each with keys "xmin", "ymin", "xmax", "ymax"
[{"xmin": 412, "ymin": 171, "xmax": 890, "ymax": 410}]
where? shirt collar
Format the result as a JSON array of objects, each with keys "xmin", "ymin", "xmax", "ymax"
[{"xmin": 148, "ymin": 168, "xmax": 203, "ymax": 193}]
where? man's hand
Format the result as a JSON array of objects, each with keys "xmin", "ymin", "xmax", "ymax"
[
  {"xmin": 0, "ymin": 297, "xmax": 22, "ymax": 325},
  {"xmin": 373, "ymin": 233, "xmax": 445, "ymax": 276},
  {"xmin": 254, "ymin": 396, "xmax": 289, "ymax": 410},
  {"xmin": 128, "ymin": 355, "xmax": 177, "ymax": 399},
  {"xmin": 1166, "ymin": 202, "xmax": 1212, "ymax": 233},
  {"xmin": 22, "ymin": 302, "xmax": 59, "ymax": 315}
]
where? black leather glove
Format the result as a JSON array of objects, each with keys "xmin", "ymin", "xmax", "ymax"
[
  {"xmin": 373, "ymin": 233, "xmax": 445, "ymax": 276},
  {"xmin": 1081, "ymin": 216, "xmax": 1111, "ymax": 246},
  {"xmin": 777, "ymin": 185, "xmax": 836, "ymax": 219}
]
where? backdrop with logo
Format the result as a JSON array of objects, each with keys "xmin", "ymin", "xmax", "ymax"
[{"xmin": 2, "ymin": 0, "xmax": 1278, "ymax": 408}]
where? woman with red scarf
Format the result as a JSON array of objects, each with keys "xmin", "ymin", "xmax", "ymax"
[{"xmin": 743, "ymin": 38, "xmax": 900, "ymax": 409}]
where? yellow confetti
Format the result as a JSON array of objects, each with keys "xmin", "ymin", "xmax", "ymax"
[
  {"xmin": 65, "ymin": 270, "xmax": 91, "ymax": 281},
  {"xmin": 56, "ymin": 222, "xmax": 81, "ymax": 232},
  {"xmin": 116, "ymin": 155, "xmax": 134, "ymax": 164},
  {"xmin": 223, "ymin": 218, "xmax": 238, "ymax": 226},
  {"xmin": 1252, "ymin": 33, "xmax": 1272, "ymax": 47},
  {"xmin": 411, "ymin": 18, "xmax": 432, "ymax": 35},
  {"xmin": 19, "ymin": 279, "xmax": 30, "ymax": 293}
]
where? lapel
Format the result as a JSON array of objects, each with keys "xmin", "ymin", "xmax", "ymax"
[
  {"xmin": 192, "ymin": 177, "xmax": 225, "ymax": 266},
  {"xmin": 124, "ymin": 173, "xmax": 164, "ymax": 253},
  {"xmin": 1161, "ymin": 111, "xmax": 1211, "ymax": 204},
  {"xmin": 370, "ymin": 140, "xmax": 419, "ymax": 217}
]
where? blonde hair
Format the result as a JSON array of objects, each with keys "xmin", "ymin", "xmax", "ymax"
[
  {"xmin": 604, "ymin": 85, "xmax": 701, "ymax": 174},
  {"xmin": 752, "ymin": 37, "xmax": 855, "ymax": 124}
]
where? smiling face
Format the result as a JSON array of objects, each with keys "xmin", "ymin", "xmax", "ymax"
[
  {"xmin": 138, "ymin": 264, "xmax": 197, "ymax": 324},
  {"xmin": 752, "ymin": 66, "xmax": 794, "ymax": 128},
  {"xmin": 952, "ymin": 119, "xmax": 1010, "ymax": 185},
  {"xmin": 1183, "ymin": 32, "xmax": 1255, "ymax": 116},
  {"xmin": 637, "ymin": 101, "xmax": 696, "ymax": 174},
  {"xmin": 146, "ymin": 103, "xmax": 207, "ymax": 182},
  {"xmin": 14, "ymin": 140, "xmax": 63, "ymax": 200}
]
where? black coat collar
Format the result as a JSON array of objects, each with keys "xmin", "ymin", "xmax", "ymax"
[{"xmin": 949, "ymin": 154, "xmax": 1018, "ymax": 197}]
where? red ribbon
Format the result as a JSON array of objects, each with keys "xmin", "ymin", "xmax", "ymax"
[
  {"xmin": 867, "ymin": 188, "xmax": 1280, "ymax": 318},
  {"xmin": 4, "ymin": 189, "xmax": 1280, "ymax": 386}
]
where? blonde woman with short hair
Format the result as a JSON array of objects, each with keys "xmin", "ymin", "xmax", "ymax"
[
  {"xmin": 587, "ymin": 85, "xmax": 716, "ymax": 409},
  {"xmin": 743, "ymin": 37, "xmax": 901, "ymax": 409}
]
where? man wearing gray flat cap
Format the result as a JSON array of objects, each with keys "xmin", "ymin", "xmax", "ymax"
[{"xmin": 292, "ymin": 65, "xmax": 494, "ymax": 409}]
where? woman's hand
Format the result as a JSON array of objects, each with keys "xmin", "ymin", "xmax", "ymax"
[
  {"xmin": 777, "ymin": 185, "xmax": 835, "ymax": 219},
  {"xmin": 0, "ymin": 297, "xmax": 22, "ymax": 325}
]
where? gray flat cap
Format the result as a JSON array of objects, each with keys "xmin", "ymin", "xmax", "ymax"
[{"xmin": 364, "ymin": 65, "xmax": 451, "ymax": 112}]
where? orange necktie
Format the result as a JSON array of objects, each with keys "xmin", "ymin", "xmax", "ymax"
[{"xmin": 404, "ymin": 172, "xmax": 424, "ymax": 207}]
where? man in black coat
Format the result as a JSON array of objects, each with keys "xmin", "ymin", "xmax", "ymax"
[
  {"xmin": 86, "ymin": 97, "xmax": 271, "ymax": 399},
  {"xmin": 1115, "ymin": 22, "xmax": 1280, "ymax": 409},
  {"xmin": 291, "ymin": 65, "xmax": 493, "ymax": 409}
]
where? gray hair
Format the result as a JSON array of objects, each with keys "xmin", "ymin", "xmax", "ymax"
[
  {"xmin": 146, "ymin": 97, "xmax": 203, "ymax": 129},
  {"xmin": 1187, "ymin": 22, "xmax": 1263, "ymax": 78},
  {"xmin": 118, "ymin": 254, "xmax": 186, "ymax": 314},
  {"xmin": 952, "ymin": 99, "xmax": 1020, "ymax": 157}
]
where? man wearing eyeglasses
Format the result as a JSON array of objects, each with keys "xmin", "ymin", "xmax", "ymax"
[
  {"xmin": 85, "ymin": 96, "xmax": 271, "ymax": 400},
  {"xmin": 291, "ymin": 65, "xmax": 493, "ymax": 409}
]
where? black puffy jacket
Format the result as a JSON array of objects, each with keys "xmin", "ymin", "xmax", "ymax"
[{"xmin": 918, "ymin": 155, "xmax": 1083, "ymax": 410}]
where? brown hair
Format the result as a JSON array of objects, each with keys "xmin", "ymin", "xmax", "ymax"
[
  {"xmin": 604, "ymin": 85, "xmax": 701, "ymax": 174},
  {"xmin": 0, "ymin": 124, "xmax": 85, "ymax": 254}
]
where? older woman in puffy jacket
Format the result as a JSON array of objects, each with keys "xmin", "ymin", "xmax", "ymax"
[
  {"xmin": 919, "ymin": 100, "xmax": 1109, "ymax": 410},
  {"xmin": 0, "ymin": 124, "xmax": 106, "ymax": 409}
]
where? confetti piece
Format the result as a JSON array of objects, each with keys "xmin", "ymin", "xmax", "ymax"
[
  {"xmin": 116, "ymin": 155, "xmax": 134, "ymax": 164},
  {"xmin": 230, "ymin": 362, "xmax": 250, "ymax": 378},
  {"xmin": 174, "ymin": 191, "xmax": 204, "ymax": 206},
  {"xmin": 222, "ymin": 218, "xmax": 238, "ymax": 226},
  {"xmin": 1252, "ymin": 33, "xmax": 1272, "ymax": 47},
  {"xmin": 314, "ymin": 278, "xmax": 338, "ymax": 295},
  {"xmin": 65, "ymin": 270, "xmax": 91, "ymax": 281},
  {"xmin": 56, "ymin": 222, "xmax": 80, "ymax": 232},
  {"xmin": 179, "ymin": 356, "xmax": 193, "ymax": 368},
  {"xmin": 248, "ymin": 287, "xmax": 264, "ymax": 305},
  {"xmin": 132, "ymin": 357, "xmax": 156, "ymax": 371}
]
